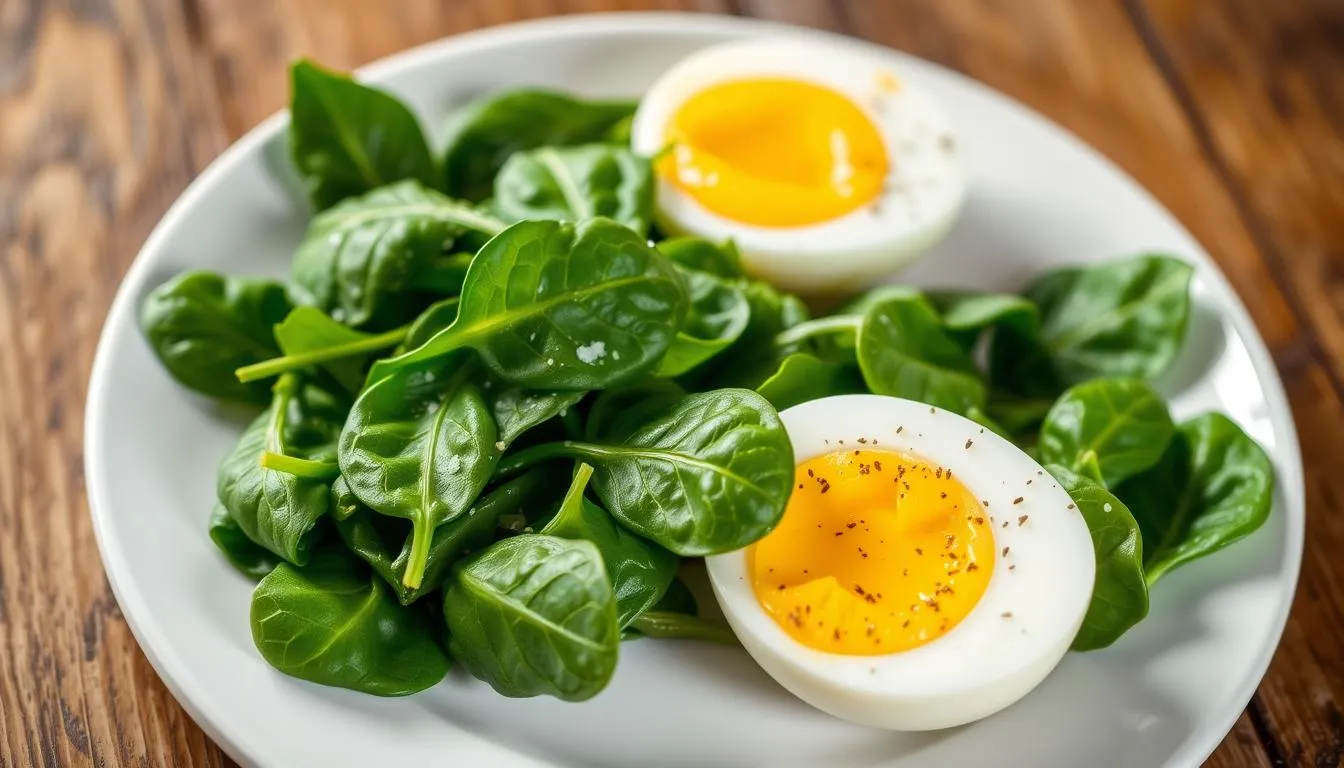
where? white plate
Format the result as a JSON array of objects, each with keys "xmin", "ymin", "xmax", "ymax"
[{"xmin": 85, "ymin": 13, "xmax": 1304, "ymax": 768}]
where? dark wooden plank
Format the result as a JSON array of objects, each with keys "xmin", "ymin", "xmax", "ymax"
[{"xmin": 0, "ymin": 1, "xmax": 233, "ymax": 766}]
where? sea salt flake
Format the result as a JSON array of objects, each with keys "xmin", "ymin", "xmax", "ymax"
[{"xmin": 576, "ymin": 340, "xmax": 607, "ymax": 364}]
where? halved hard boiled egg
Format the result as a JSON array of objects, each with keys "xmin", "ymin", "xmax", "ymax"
[
  {"xmin": 705, "ymin": 395, "xmax": 1095, "ymax": 731},
  {"xmin": 631, "ymin": 38, "xmax": 967, "ymax": 294}
]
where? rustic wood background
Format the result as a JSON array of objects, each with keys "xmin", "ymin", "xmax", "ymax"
[{"xmin": 1, "ymin": 0, "xmax": 1340, "ymax": 765}]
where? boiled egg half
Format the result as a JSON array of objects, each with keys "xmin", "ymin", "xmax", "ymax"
[
  {"xmin": 705, "ymin": 395, "xmax": 1095, "ymax": 730},
  {"xmin": 631, "ymin": 38, "xmax": 967, "ymax": 294}
]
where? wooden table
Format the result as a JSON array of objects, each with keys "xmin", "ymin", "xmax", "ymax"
[{"xmin": 2, "ymin": 1, "xmax": 1340, "ymax": 765}]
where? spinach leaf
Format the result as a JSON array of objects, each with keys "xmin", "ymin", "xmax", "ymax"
[
  {"xmin": 494, "ymin": 144, "xmax": 653, "ymax": 235},
  {"xmin": 855, "ymin": 294, "xmax": 986, "ymax": 414},
  {"xmin": 443, "ymin": 534, "xmax": 619, "ymax": 701},
  {"xmin": 245, "ymin": 307, "xmax": 398, "ymax": 393},
  {"xmin": 289, "ymin": 60, "xmax": 438, "ymax": 210},
  {"xmin": 657, "ymin": 237, "xmax": 744, "ymax": 279},
  {"xmin": 1038, "ymin": 378, "xmax": 1174, "ymax": 488},
  {"xmin": 338, "ymin": 353, "xmax": 498, "ymax": 590},
  {"xmin": 217, "ymin": 374, "xmax": 345, "ymax": 564},
  {"xmin": 1048, "ymin": 465, "xmax": 1149, "ymax": 651},
  {"xmin": 542, "ymin": 464, "xmax": 678, "ymax": 628},
  {"xmin": 584, "ymin": 377, "xmax": 686, "ymax": 442},
  {"xmin": 927, "ymin": 291, "xmax": 1038, "ymax": 350},
  {"xmin": 250, "ymin": 549, "xmax": 449, "ymax": 696},
  {"xmin": 332, "ymin": 468, "xmax": 559, "ymax": 604},
  {"xmin": 695, "ymin": 279, "xmax": 810, "ymax": 389},
  {"xmin": 656, "ymin": 267, "xmax": 751, "ymax": 377},
  {"xmin": 991, "ymin": 255, "xmax": 1194, "ymax": 395},
  {"xmin": 414, "ymin": 252, "xmax": 475, "ymax": 295},
  {"xmin": 1117, "ymin": 413, "xmax": 1274, "ymax": 585},
  {"xmin": 140, "ymin": 271, "xmax": 291, "ymax": 404},
  {"xmin": 489, "ymin": 388, "xmax": 585, "ymax": 448},
  {"xmin": 209, "ymin": 504, "xmax": 280, "ymax": 580},
  {"xmin": 399, "ymin": 297, "xmax": 460, "ymax": 353},
  {"xmin": 371, "ymin": 218, "xmax": 686, "ymax": 389},
  {"xmin": 288, "ymin": 181, "xmax": 503, "ymax": 328},
  {"xmin": 756, "ymin": 353, "xmax": 866, "ymax": 411},
  {"xmin": 984, "ymin": 392, "xmax": 1056, "ymax": 438},
  {"xmin": 503, "ymin": 390, "xmax": 795, "ymax": 556},
  {"xmin": 625, "ymin": 611, "xmax": 738, "ymax": 645},
  {"xmin": 441, "ymin": 89, "xmax": 637, "ymax": 200}
]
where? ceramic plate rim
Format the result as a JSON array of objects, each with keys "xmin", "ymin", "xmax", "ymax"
[{"xmin": 84, "ymin": 12, "xmax": 1305, "ymax": 768}]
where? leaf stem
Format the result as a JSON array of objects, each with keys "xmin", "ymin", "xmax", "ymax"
[
  {"xmin": 236, "ymin": 325, "xmax": 408, "ymax": 382},
  {"xmin": 493, "ymin": 440, "xmax": 581, "ymax": 480},
  {"xmin": 258, "ymin": 451, "xmax": 340, "ymax": 480},
  {"xmin": 773, "ymin": 315, "xmax": 861, "ymax": 348},
  {"xmin": 404, "ymin": 521, "xmax": 431, "ymax": 590},
  {"xmin": 628, "ymin": 612, "xmax": 739, "ymax": 645}
]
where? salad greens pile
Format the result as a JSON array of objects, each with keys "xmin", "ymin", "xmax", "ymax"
[{"xmin": 141, "ymin": 59, "xmax": 1274, "ymax": 700}]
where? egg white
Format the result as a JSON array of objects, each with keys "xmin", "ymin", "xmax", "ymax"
[
  {"xmin": 631, "ymin": 38, "xmax": 968, "ymax": 294},
  {"xmin": 705, "ymin": 395, "xmax": 1096, "ymax": 731}
]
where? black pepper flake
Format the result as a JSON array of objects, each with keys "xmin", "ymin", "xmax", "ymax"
[
  {"xmin": 778, "ymin": 584, "xmax": 785, "ymax": 590},
  {"xmin": 847, "ymin": 522, "xmax": 857, "ymax": 529},
  {"xmin": 835, "ymin": 531, "xmax": 843, "ymax": 537},
  {"xmin": 874, "ymin": 460, "xmax": 883, "ymax": 472},
  {"xmin": 807, "ymin": 468, "xmax": 815, "ymax": 478},
  {"xmin": 1009, "ymin": 564, "xmax": 1017, "ymax": 571},
  {"xmin": 941, "ymin": 492, "xmax": 948, "ymax": 499},
  {"xmin": 1018, "ymin": 515, "xmax": 1029, "ymax": 526},
  {"xmin": 915, "ymin": 548, "xmax": 923, "ymax": 555},
  {"xmin": 974, "ymin": 516, "xmax": 984, "ymax": 525},
  {"xmin": 1026, "ymin": 479, "xmax": 1033, "ymax": 486},
  {"xmin": 1002, "ymin": 546, "xmax": 1010, "ymax": 557},
  {"xmin": 820, "ymin": 484, "xmax": 830, "ymax": 495},
  {"xmin": 1002, "ymin": 520, "xmax": 1009, "ymax": 528},
  {"xmin": 858, "ymin": 463, "xmax": 870, "ymax": 474},
  {"xmin": 967, "ymin": 562, "xmax": 979, "ymax": 572},
  {"xmin": 897, "ymin": 426, "xmax": 904, "ymax": 434},
  {"xmin": 936, "ymin": 467, "xmax": 943, "ymax": 479},
  {"xmin": 902, "ymin": 619, "xmax": 911, "ymax": 628},
  {"xmin": 902, "ymin": 568, "xmax": 909, "ymax": 576},
  {"xmin": 854, "ymin": 585, "xmax": 866, "ymax": 596},
  {"xmin": 1067, "ymin": 503, "xmax": 1076, "ymax": 510},
  {"xmin": 833, "ymin": 629, "xmax": 840, "ymax": 641},
  {"xmin": 854, "ymin": 449, "xmax": 860, "ymax": 456},
  {"xmin": 858, "ymin": 437, "xmax": 868, "ymax": 444},
  {"xmin": 797, "ymin": 483, "xmax": 804, "ymax": 489},
  {"xmin": 982, "ymin": 500, "xmax": 990, "ymax": 507},
  {"xmin": 1013, "ymin": 496, "xmax": 1024, "ymax": 505},
  {"xmin": 1001, "ymin": 611, "xmax": 1013, "ymax": 619}
]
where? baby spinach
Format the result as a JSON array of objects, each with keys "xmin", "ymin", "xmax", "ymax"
[
  {"xmin": 494, "ymin": 144, "xmax": 653, "ymax": 235},
  {"xmin": 658, "ymin": 237, "xmax": 744, "ymax": 280},
  {"xmin": 371, "ymin": 218, "xmax": 686, "ymax": 389},
  {"xmin": 584, "ymin": 378, "xmax": 686, "ymax": 442},
  {"xmin": 443, "ymin": 534, "xmax": 619, "ymax": 701},
  {"xmin": 338, "ymin": 353, "xmax": 498, "ymax": 590},
  {"xmin": 756, "ymin": 353, "xmax": 866, "ymax": 411},
  {"xmin": 289, "ymin": 60, "xmax": 438, "ymax": 210},
  {"xmin": 855, "ymin": 294, "xmax": 986, "ymax": 414},
  {"xmin": 209, "ymin": 504, "xmax": 281, "ymax": 580},
  {"xmin": 991, "ymin": 255, "xmax": 1194, "ymax": 395},
  {"xmin": 927, "ymin": 291, "xmax": 1038, "ymax": 350},
  {"xmin": 332, "ymin": 469, "xmax": 558, "ymax": 604},
  {"xmin": 500, "ymin": 389, "xmax": 794, "ymax": 556},
  {"xmin": 542, "ymin": 464, "xmax": 678, "ymax": 628},
  {"xmin": 625, "ymin": 612, "xmax": 738, "ymax": 645},
  {"xmin": 696, "ymin": 279, "xmax": 810, "ymax": 390},
  {"xmin": 441, "ymin": 89, "xmax": 638, "ymax": 200},
  {"xmin": 251, "ymin": 549, "xmax": 449, "ymax": 696},
  {"xmin": 1038, "ymin": 378, "xmax": 1174, "ymax": 488},
  {"xmin": 1049, "ymin": 465, "xmax": 1149, "ymax": 651},
  {"xmin": 398, "ymin": 297, "xmax": 460, "ymax": 353},
  {"xmin": 489, "ymin": 388, "xmax": 585, "ymax": 448},
  {"xmin": 1117, "ymin": 413, "xmax": 1275, "ymax": 585},
  {"xmin": 140, "ymin": 271, "xmax": 291, "ymax": 404},
  {"xmin": 217, "ymin": 374, "xmax": 346, "ymax": 564},
  {"xmin": 288, "ymin": 181, "xmax": 504, "ymax": 328},
  {"xmin": 656, "ymin": 267, "xmax": 751, "ymax": 377}
]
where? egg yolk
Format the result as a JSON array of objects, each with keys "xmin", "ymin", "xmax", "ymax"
[
  {"xmin": 749, "ymin": 448, "xmax": 995, "ymax": 655},
  {"xmin": 660, "ymin": 78, "xmax": 889, "ymax": 227}
]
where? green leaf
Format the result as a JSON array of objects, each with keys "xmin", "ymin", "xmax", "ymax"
[
  {"xmin": 984, "ymin": 392, "xmax": 1056, "ymax": 438},
  {"xmin": 1038, "ymin": 378, "xmax": 1175, "ymax": 488},
  {"xmin": 217, "ymin": 374, "xmax": 345, "ymax": 564},
  {"xmin": 1117, "ymin": 413, "xmax": 1274, "ymax": 585},
  {"xmin": 991, "ymin": 255, "xmax": 1194, "ymax": 396},
  {"xmin": 656, "ymin": 267, "xmax": 751, "ymax": 377},
  {"xmin": 338, "ymin": 354, "xmax": 499, "ymax": 590},
  {"xmin": 1048, "ymin": 465, "xmax": 1149, "ymax": 651},
  {"xmin": 441, "ymin": 89, "xmax": 637, "ymax": 200},
  {"xmin": 139, "ymin": 271, "xmax": 291, "ymax": 404},
  {"xmin": 855, "ymin": 294, "xmax": 986, "ymax": 414},
  {"xmin": 288, "ymin": 181, "xmax": 503, "ymax": 329},
  {"xmin": 657, "ymin": 237, "xmax": 744, "ymax": 280},
  {"xmin": 542, "ymin": 464, "xmax": 678, "ymax": 627},
  {"xmin": 398, "ymin": 297, "xmax": 460, "ymax": 353},
  {"xmin": 494, "ymin": 144, "xmax": 653, "ymax": 235},
  {"xmin": 694, "ymin": 279, "xmax": 810, "ymax": 390},
  {"xmin": 506, "ymin": 390, "xmax": 794, "ymax": 556},
  {"xmin": 371, "ymin": 218, "xmax": 686, "ymax": 389},
  {"xmin": 756, "ymin": 353, "xmax": 866, "ymax": 411},
  {"xmin": 584, "ymin": 377, "xmax": 686, "ymax": 442},
  {"xmin": 926, "ymin": 291, "xmax": 1038, "ymax": 349},
  {"xmin": 332, "ymin": 469, "xmax": 559, "ymax": 604},
  {"xmin": 289, "ymin": 60, "xmax": 439, "ymax": 210},
  {"xmin": 209, "ymin": 504, "xmax": 281, "ymax": 580},
  {"xmin": 250, "ymin": 550, "xmax": 449, "ymax": 696},
  {"xmin": 488, "ymin": 388, "xmax": 585, "ymax": 448},
  {"xmin": 443, "ymin": 534, "xmax": 619, "ymax": 701}
]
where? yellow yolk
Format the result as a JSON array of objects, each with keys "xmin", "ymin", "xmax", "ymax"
[
  {"xmin": 660, "ymin": 78, "xmax": 889, "ymax": 227},
  {"xmin": 749, "ymin": 448, "xmax": 995, "ymax": 655}
]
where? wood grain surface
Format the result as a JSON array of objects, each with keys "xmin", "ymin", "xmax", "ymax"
[{"xmin": 1, "ymin": 0, "xmax": 1339, "ymax": 765}]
